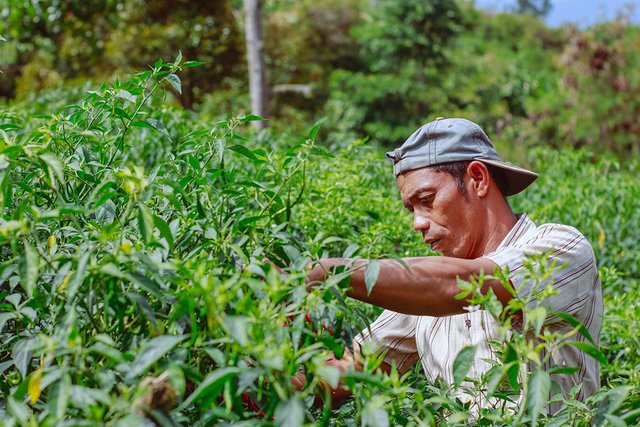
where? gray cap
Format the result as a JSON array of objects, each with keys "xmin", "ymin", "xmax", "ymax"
[{"xmin": 386, "ymin": 117, "xmax": 538, "ymax": 196}]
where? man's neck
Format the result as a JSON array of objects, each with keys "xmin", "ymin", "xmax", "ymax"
[{"xmin": 479, "ymin": 200, "xmax": 518, "ymax": 256}]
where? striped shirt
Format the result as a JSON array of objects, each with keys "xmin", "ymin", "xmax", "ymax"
[{"xmin": 355, "ymin": 213, "xmax": 603, "ymax": 410}]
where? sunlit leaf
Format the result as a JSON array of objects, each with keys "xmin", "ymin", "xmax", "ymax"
[
  {"xmin": 125, "ymin": 335, "xmax": 188, "ymax": 381},
  {"xmin": 275, "ymin": 397, "xmax": 305, "ymax": 427},
  {"xmin": 364, "ymin": 259, "xmax": 380, "ymax": 296},
  {"xmin": 527, "ymin": 369, "xmax": 550, "ymax": 426},
  {"xmin": 453, "ymin": 345, "xmax": 477, "ymax": 389},
  {"xmin": 165, "ymin": 73, "xmax": 182, "ymax": 94},
  {"xmin": 179, "ymin": 367, "xmax": 243, "ymax": 409},
  {"xmin": 115, "ymin": 89, "xmax": 137, "ymax": 104},
  {"xmin": 362, "ymin": 401, "xmax": 389, "ymax": 427}
]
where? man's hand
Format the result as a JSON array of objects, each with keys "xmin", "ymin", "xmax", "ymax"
[{"xmin": 291, "ymin": 340, "xmax": 386, "ymax": 407}]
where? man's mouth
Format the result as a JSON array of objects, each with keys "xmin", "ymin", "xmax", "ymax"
[{"xmin": 425, "ymin": 238, "xmax": 440, "ymax": 250}]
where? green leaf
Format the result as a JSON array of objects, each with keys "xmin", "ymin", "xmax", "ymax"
[
  {"xmin": 95, "ymin": 199, "xmax": 117, "ymax": 225},
  {"xmin": 12, "ymin": 338, "xmax": 33, "ymax": 378},
  {"xmin": 526, "ymin": 369, "xmax": 550, "ymax": 426},
  {"xmin": 503, "ymin": 343, "xmax": 520, "ymax": 390},
  {"xmin": 238, "ymin": 114, "xmax": 265, "ymax": 122},
  {"xmin": 362, "ymin": 402, "xmax": 389, "ymax": 427},
  {"xmin": 67, "ymin": 250, "xmax": 90, "ymax": 302},
  {"xmin": 274, "ymin": 397, "xmax": 305, "ymax": 427},
  {"xmin": 341, "ymin": 371, "xmax": 388, "ymax": 389},
  {"xmin": 567, "ymin": 341, "xmax": 607, "ymax": 364},
  {"xmin": 130, "ymin": 120, "xmax": 155, "ymax": 129},
  {"xmin": 342, "ymin": 243, "xmax": 359, "ymax": 258},
  {"xmin": 126, "ymin": 272, "xmax": 163, "ymax": 299},
  {"xmin": 125, "ymin": 335, "xmax": 188, "ymax": 381},
  {"xmin": 19, "ymin": 241, "xmax": 38, "ymax": 298},
  {"xmin": 548, "ymin": 366, "xmax": 580, "ymax": 375},
  {"xmin": 0, "ymin": 123, "xmax": 21, "ymax": 131},
  {"xmin": 223, "ymin": 316, "xmax": 250, "ymax": 346},
  {"xmin": 165, "ymin": 74, "xmax": 182, "ymax": 94},
  {"xmin": 7, "ymin": 397, "xmax": 30, "ymax": 423},
  {"xmin": 0, "ymin": 360, "xmax": 13, "ymax": 375},
  {"xmin": 115, "ymin": 89, "xmax": 137, "ymax": 104},
  {"xmin": 88, "ymin": 342, "xmax": 124, "ymax": 363},
  {"xmin": 594, "ymin": 385, "xmax": 631, "ymax": 425},
  {"xmin": 236, "ymin": 214, "xmax": 269, "ymax": 229},
  {"xmin": 153, "ymin": 214, "xmax": 174, "ymax": 250},
  {"xmin": 144, "ymin": 118, "xmax": 173, "ymax": 141},
  {"xmin": 308, "ymin": 118, "xmax": 326, "ymax": 141},
  {"xmin": 114, "ymin": 414, "xmax": 152, "ymax": 427},
  {"xmin": 40, "ymin": 153, "xmax": 64, "ymax": 183},
  {"xmin": 69, "ymin": 385, "xmax": 110, "ymax": 410},
  {"xmin": 452, "ymin": 345, "xmax": 477, "ymax": 389},
  {"xmin": 48, "ymin": 373, "xmax": 71, "ymax": 420},
  {"xmin": 527, "ymin": 306, "xmax": 547, "ymax": 335},
  {"xmin": 128, "ymin": 292, "xmax": 158, "ymax": 332},
  {"xmin": 179, "ymin": 367, "xmax": 242, "ymax": 409},
  {"xmin": 228, "ymin": 144, "xmax": 258, "ymax": 161},
  {"xmin": 603, "ymin": 414, "xmax": 627, "ymax": 427},
  {"xmin": 364, "ymin": 260, "xmax": 380, "ymax": 296},
  {"xmin": 554, "ymin": 312, "xmax": 596, "ymax": 345},
  {"xmin": 174, "ymin": 51, "xmax": 183, "ymax": 65},
  {"xmin": 316, "ymin": 365, "xmax": 341, "ymax": 389},
  {"xmin": 183, "ymin": 60, "xmax": 206, "ymax": 68},
  {"xmin": 138, "ymin": 205, "xmax": 154, "ymax": 244},
  {"xmin": 0, "ymin": 312, "xmax": 17, "ymax": 333}
]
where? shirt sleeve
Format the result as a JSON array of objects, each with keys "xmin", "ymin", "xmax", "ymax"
[
  {"xmin": 484, "ymin": 224, "xmax": 598, "ymax": 323},
  {"xmin": 354, "ymin": 309, "xmax": 420, "ymax": 374}
]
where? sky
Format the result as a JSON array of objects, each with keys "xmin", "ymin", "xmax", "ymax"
[{"xmin": 475, "ymin": 0, "xmax": 640, "ymax": 27}]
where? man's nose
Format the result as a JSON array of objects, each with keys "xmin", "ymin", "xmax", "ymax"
[{"xmin": 413, "ymin": 213, "xmax": 431, "ymax": 232}]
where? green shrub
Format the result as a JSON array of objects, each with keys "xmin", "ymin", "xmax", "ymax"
[{"xmin": 1, "ymin": 64, "xmax": 639, "ymax": 426}]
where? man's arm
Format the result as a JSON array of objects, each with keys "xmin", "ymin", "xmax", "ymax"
[{"xmin": 306, "ymin": 256, "xmax": 511, "ymax": 316}]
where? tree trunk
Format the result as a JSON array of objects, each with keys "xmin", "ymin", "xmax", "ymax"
[{"xmin": 244, "ymin": 0, "xmax": 269, "ymax": 129}]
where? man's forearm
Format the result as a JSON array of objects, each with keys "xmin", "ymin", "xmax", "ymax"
[{"xmin": 306, "ymin": 256, "xmax": 508, "ymax": 316}]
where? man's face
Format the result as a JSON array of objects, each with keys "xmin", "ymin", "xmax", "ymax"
[{"xmin": 397, "ymin": 166, "xmax": 483, "ymax": 259}]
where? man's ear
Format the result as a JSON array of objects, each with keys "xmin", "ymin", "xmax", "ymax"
[{"xmin": 466, "ymin": 161, "xmax": 490, "ymax": 197}]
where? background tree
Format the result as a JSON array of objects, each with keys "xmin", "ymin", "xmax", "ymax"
[
  {"xmin": 324, "ymin": 0, "xmax": 466, "ymax": 145},
  {"xmin": 244, "ymin": 0, "xmax": 269, "ymax": 128},
  {"xmin": 0, "ymin": 0, "xmax": 244, "ymax": 108},
  {"xmin": 514, "ymin": 0, "xmax": 553, "ymax": 17}
]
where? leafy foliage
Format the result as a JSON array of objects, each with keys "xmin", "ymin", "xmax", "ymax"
[
  {"xmin": 1, "ymin": 60, "xmax": 639, "ymax": 425},
  {"xmin": 0, "ymin": 0, "xmax": 243, "ymax": 108}
]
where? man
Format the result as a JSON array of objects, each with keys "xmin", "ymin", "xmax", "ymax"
[{"xmin": 299, "ymin": 117, "xmax": 603, "ymax": 410}]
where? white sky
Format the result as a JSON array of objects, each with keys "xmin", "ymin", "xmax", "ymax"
[{"xmin": 475, "ymin": 0, "xmax": 640, "ymax": 27}]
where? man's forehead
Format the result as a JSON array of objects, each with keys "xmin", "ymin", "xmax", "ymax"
[
  {"xmin": 396, "ymin": 167, "xmax": 445, "ymax": 189},
  {"xmin": 396, "ymin": 167, "xmax": 448, "ymax": 199}
]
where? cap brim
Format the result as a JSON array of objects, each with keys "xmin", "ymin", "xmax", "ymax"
[{"xmin": 478, "ymin": 158, "xmax": 538, "ymax": 196}]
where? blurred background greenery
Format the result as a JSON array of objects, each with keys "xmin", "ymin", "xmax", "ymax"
[{"xmin": 2, "ymin": 0, "xmax": 640, "ymax": 160}]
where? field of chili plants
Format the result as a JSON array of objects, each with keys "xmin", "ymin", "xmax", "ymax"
[{"xmin": 1, "ymin": 61, "xmax": 639, "ymax": 426}]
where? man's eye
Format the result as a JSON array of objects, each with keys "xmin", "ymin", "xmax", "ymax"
[{"xmin": 420, "ymin": 197, "xmax": 432, "ymax": 205}]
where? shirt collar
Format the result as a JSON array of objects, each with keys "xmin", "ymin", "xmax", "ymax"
[{"xmin": 492, "ymin": 212, "xmax": 537, "ymax": 252}]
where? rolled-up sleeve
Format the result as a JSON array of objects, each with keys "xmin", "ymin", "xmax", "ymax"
[{"xmin": 484, "ymin": 224, "xmax": 598, "ymax": 322}]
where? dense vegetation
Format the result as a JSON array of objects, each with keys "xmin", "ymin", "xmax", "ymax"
[
  {"xmin": 1, "ymin": 0, "xmax": 639, "ymax": 425},
  {"xmin": 3, "ymin": 0, "xmax": 640, "ymax": 156}
]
